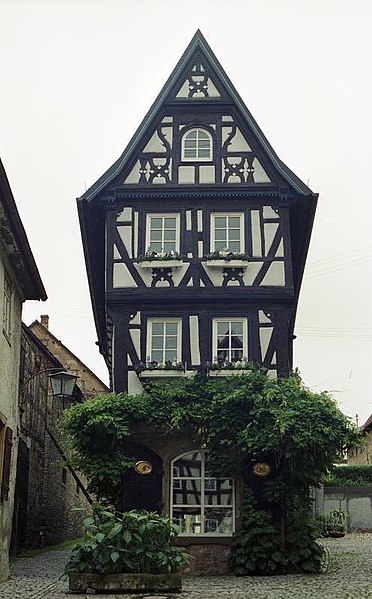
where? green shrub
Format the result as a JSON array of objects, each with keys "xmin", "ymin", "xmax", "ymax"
[
  {"xmin": 230, "ymin": 492, "xmax": 325, "ymax": 575},
  {"xmin": 325, "ymin": 465, "xmax": 372, "ymax": 487},
  {"xmin": 65, "ymin": 506, "xmax": 190, "ymax": 575}
]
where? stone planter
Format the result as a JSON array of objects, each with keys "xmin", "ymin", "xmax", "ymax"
[
  {"xmin": 139, "ymin": 370, "xmax": 195, "ymax": 379},
  {"xmin": 69, "ymin": 571, "xmax": 182, "ymax": 593},
  {"xmin": 138, "ymin": 260, "xmax": 184, "ymax": 268},
  {"xmin": 208, "ymin": 369, "xmax": 251, "ymax": 377},
  {"xmin": 206, "ymin": 259, "xmax": 249, "ymax": 268}
]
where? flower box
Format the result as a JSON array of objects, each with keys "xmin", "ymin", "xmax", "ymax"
[
  {"xmin": 208, "ymin": 369, "xmax": 252, "ymax": 377},
  {"xmin": 206, "ymin": 259, "xmax": 249, "ymax": 268},
  {"xmin": 139, "ymin": 370, "xmax": 195, "ymax": 379},
  {"xmin": 68, "ymin": 572, "xmax": 182, "ymax": 593},
  {"xmin": 138, "ymin": 260, "xmax": 184, "ymax": 269}
]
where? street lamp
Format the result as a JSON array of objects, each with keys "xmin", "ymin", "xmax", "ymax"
[{"xmin": 49, "ymin": 371, "xmax": 78, "ymax": 399}]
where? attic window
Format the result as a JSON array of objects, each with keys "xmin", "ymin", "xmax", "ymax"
[{"xmin": 182, "ymin": 128, "xmax": 212, "ymax": 161}]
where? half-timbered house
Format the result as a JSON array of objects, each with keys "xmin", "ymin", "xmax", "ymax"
[{"xmin": 77, "ymin": 31, "xmax": 317, "ymax": 572}]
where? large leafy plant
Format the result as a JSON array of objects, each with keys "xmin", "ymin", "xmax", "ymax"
[{"xmin": 65, "ymin": 506, "xmax": 190, "ymax": 575}]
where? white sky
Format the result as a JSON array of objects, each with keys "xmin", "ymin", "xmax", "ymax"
[{"xmin": 1, "ymin": 0, "xmax": 371, "ymax": 423}]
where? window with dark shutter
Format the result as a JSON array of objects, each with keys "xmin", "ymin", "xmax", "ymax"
[{"xmin": 1, "ymin": 427, "xmax": 13, "ymax": 501}]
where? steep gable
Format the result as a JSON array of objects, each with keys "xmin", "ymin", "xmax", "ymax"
[{"xmin": 79, "ymin": 30, "xmax": 311, "ymax": 201}]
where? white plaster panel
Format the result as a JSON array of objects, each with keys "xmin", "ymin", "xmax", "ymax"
[
  {"xmin": 178, "ymin": 166, "xmax": 195, "ymax": 184},
  {"xmin": 198, "ymin": 241, "xmax": 204, "ymax": 258},
  {"xmin": 128, "ymin": 356, "xmax": 132, "ymax": 365},
  {"xmin": 187, "ymin": 252, "xmax": 193, "ymax": 258},
  {"xmin": 200, "ymin": 280, "xmax": 205, "ymax": 287},
  {"xmin": 271, "ymin": 351, "xmax": 277, "ymax": 365},
  {"xmin": 242, "ymin": 262, "xmax": 264, "ymax": 285},
  {"xmin": 118, "ymin": 226, "xmax": 133, "ymax": 259},
  {"xmin": 133, "ymin": 263, "xmax": 152, "ymax": 287},
  {"xmin": 263, "ymin": 206, "xmax": 278, "ymax": 219},
  {"xmin": 171, "ymin": 264, "xmax": 190, "ymax": 287},
  {"xmin": 124, "ymin": 160, "xmax": 140, "ymax": 184},
  {"xmin": 130, "ymin": 312, "xmax": 141, "ymax": 325},
  {"xmin": 176, "ymin": 80, "xmax": 189, "ymax": 98},
  {"xmin": 261, "ymin": 262, "xmax": 285, "ymax": 286},
  {"xmin": 201, "ymin": 263, "xmax": 221, "ymax": 286},
  {"xmin": 276, "ymin": 239, "xmax": 284, "ymax": 258},
  {"xmin": 253, "ymin": 158, "xmax": 271, "ymax": 183},
  {"xmin": 189, "ymin": 316, "xmax": 201, "ymax": 365},
  {"xmin": 227, "ymin": 127, "xmax": 251, "ymax": 152},
  {"xmin": 197, "ymin": 210, "xmax": 203, "ymax": 232},
  {"xmin": 130, "ymin": 328, "xmax": 141, "ymax": 357},
  {"xmin": 260, "ymin": 327, "xmax": 273, "ymax": 361},
  {"xmin": 267, "ymin": 370, "xmax": 277, "ymax": 379},
  {"xmin": 259, "ymin": 310, "xmax": 272, "ymax": 324},
  {"xmin": 207, "ymin": 78, "xmax": 220, "ymax": 97},
  {"xmin": 199, "ymin": 166, "xmax": 215, "ymax": 183},
  {"xmin": 187, "ymin": 278, "xmax": 194, "ymax": 286},
  {"xmin": 117, "ymin": 207, "xmax": 133, "ymax": 222},
  {"xmin": 186, "ymin": 211, "xmax": 192, "ymax": 231},
  {"xmin": 113, "ymin": 263, "xmax": 137, "ymax": 288},
  {"xmin": 251, "ymin": 210, "xmax": 262, "ymax": 257},
  {"xmin": 161, "ymin": 126, "xmax": 173, "ymax": 148},
  {"xmin": 162, "ymin": 116, "xmax": 173, "ymax": 123},
  {"xmin": 128, "ymin": 371, "xmax": 145, "ymax": 395},
  {"xmin": 134, "ymin": 212, "xmax": 138, "ymax": 257},
  {"xmin": 222, "ymin": 115, "xmax": 233, "ymax": 122},
  {"xmin": 143, "ymin": 131, "xmax": 166, "ymax": 153},
  {"xmin": 113, "ymin": 244, "xmax": 121, "ymax": 260},
  {"xmin": 264, "ymin": 223, "xmax": 279, "ymax": 255}
]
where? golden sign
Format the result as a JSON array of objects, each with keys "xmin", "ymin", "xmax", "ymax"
[
  {"xmin": 253, "ymin": 462, "xmax": 271, "ymax": 477},
  {"xmin": 134, "ymin": 460, "xmax": 153, "ymax": 475}
]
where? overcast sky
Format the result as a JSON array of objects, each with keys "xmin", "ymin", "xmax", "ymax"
[{"xmin": 1, "ymin": 0, "xmax": 371, "ymax": 424}]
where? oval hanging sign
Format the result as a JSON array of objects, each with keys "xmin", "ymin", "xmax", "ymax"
[
  {"xmin": 253, "ymin": 462, "xmax": 271, "ymax": 477},
  {"xmin": 135, "ymin": 460, "xmax": 153, "ymax": 475}
]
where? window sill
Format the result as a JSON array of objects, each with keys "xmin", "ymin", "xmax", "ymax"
[
  {"xmin": 139, "ymin": 370, "xmax": 196, "ymax": 379},
  {"xmin": 138, "ymin": 260, "xmax": 184, "ymax": 269},
  {"xmin": 208, "ymin": 370, "xmax": 251, "ymax": 377},
  {"xmin": 205, "ymin": 260, "xmax": 249, "ymax": 268}
]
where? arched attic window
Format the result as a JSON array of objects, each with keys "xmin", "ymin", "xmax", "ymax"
[{"xmin": 181, "ymin": 128, "xmax": 213, "ymax": 161}]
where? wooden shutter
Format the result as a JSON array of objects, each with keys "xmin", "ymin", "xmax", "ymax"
[{"xmin": 1, "ymin": 427, "xmax": 13, "ymax": 501}]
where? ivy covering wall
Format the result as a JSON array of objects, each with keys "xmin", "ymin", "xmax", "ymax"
[{"xmin": 63, "ymin": 369, "xmax": 359, "ymax": 574}]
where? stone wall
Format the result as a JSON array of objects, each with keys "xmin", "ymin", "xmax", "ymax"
[{"xmin": 324, "ymin": 486, "xmax": 372, "ymax": 532}]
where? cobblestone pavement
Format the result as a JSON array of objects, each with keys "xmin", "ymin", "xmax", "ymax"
[{"xmin": 2, "ymin": 534, "xmax": 372, "ymax": 599}]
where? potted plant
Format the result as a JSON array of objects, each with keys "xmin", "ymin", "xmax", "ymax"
[
  {"xmin": 321, "ymin": 508, "xmax": 347, "ymax": 538},
  {"xmin": 205, "ymin": 248, "xmax": 250, "ymax": 268},
  {"xmin": 66, "ymin": 505, "xmax": 190, "ymax": 593},
  {"xmin": 137, "ymin": 249, "xmax": 184, "ymax": 268}
]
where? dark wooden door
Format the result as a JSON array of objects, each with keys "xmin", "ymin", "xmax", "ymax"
[
  {"xmin": 122, "ymin": 445, "xmax": 163, "ymax": 513},
  {"xmin": 10, "ymin": 439, "xmax": 29, "ymax": 554}
]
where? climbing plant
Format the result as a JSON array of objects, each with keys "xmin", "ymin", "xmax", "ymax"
[{"xmin": 63, "ymin": 368, "xmax": 359, "ymax": 574}]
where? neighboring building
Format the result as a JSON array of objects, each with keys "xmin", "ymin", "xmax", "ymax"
[
  {"xmin": 348, "ymin": 415, "xmax": 372, "ymax": 465},
  {"xmin": 11, "ymin": 324, "xmax": 91, "ymax": 553},
  {"xmin": 77, "ymin": 31, "xmax": 317, "ymax": 573},
  {"xmin": 0, "ymin": 159, "xmax": 46, "ymax": 581},
  {"xmin": 29, "ymin": 315, "xmax": 109, "ymax": 398}
]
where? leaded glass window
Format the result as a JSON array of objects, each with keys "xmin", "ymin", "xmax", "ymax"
[{"xmin": 171, "ymin": 451, "xmax": 234, "ymax": 535}]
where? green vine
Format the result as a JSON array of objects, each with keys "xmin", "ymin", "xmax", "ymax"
[{"xmin": 63, "ymin": 368, "xmax": 359, "ymax": 574}]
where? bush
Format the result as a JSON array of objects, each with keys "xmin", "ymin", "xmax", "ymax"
[
  {"xmin": 65, "ymin": 506, "xmax": 190, "ymax": 575},
  {"xmin": 230, "ymin": 492, "xmax": 325, "ymax": 575},
  {"xmin": 325, "ymin": 465, "xmax": 372, "ymax": 487}
]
